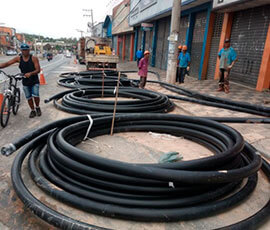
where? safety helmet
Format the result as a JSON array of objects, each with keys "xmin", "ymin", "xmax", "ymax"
[
  {"xmin": 182, "ymin": 45, "xmax": 188, "ymax": 51},
  {"xmin": 144, "ymin": 50, "xmax": 150, "ymax": 55},
  {"xmin": 178, "ymin": 45, "xmax": 182, "ymax": 49},
  {"xmin": 20, "ymin": 43, "xmax": 30, "ymax": 50}
]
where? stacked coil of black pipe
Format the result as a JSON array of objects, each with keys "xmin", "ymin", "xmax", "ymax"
[
  {"xmin": 57, "ymin": 70, "xmax": 270, "ymax": 117},
  {"xmin": 2, "ymin": 69, "xmax": 270, "ymax": 229},
  {"xmin": 2, "ymin": 114, "xmax": 269, "ymax": 230},
  {"xmin": 59, "ymin": 70, "xmax": 122, "ymax": 78},
  {"xmin": 58, "ymin": 71, "xmax": 139, "ymax": 88},
  {"xmin": 144, "ymin": 71, "xmax": 270, "ymax": 117},
  {"xmin": 45, "ymin": 87, "xmax": 174, "ymax": 115}
]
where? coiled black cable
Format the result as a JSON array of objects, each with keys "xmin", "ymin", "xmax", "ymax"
[
  {"xmin": 4, "ymin": 114, "xmax": 270, "ymax": 229},
  {"xmin": 59, "ymin": 70, "xmax": 122, "ymax": 78},
  {"xmin": 57, "ymin": 70, "xmax": 270, "ymax": 117},
  {"xmin": 45, "ymin": 87, "xmax": 174, "ymax": 115},
  {"xmin": 58, "ymin": 76, "xmax": 137, "ymax": 88},
  {"xmin": 122, "ymin": 70, "xmax": 270, "ymax": 117},
  {"xmin": 58, "ymin": 70, "xmax": 138, "ymax": 88}
]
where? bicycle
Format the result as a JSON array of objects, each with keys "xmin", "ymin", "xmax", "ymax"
[{"xmin": 0, "ymin": 70, "xmax": 24, "ymax": 128}]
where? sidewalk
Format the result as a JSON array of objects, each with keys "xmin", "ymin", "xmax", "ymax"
[{"xmin": 118, "ymin": 61, "xmax": 270, "ymax": 105}]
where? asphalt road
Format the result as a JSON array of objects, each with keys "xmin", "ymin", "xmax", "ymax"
[
  {"xmin": 0, "ymin": 54, "xmax": 83, "ymax": 149},
  {"xmin": 0, "ymin": 53, "xmax": 90, "ymax": 229}
]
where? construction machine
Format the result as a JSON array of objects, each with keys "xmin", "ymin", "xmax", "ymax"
[{"xmin": 85, "ymin": 37, "xmax": 119, "ymax": 70}]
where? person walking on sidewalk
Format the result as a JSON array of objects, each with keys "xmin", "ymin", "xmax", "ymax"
[
  {"xmin": 0, "ymin": 43, "xmax": 42, "ymax": 118},
  {"xmin": 176, "ymin": 45, "xmax": 182, "ymax": 83},
  {"xmin": 136, "ymin": 48, "xmax": 143, "ymax": 67},
  {"xmin": 177, "ymin": 45, "xmax": 190, "ymax": 84},
  {"xmin": 138, "ymin": 50, "xmax": 150, "ymax": 89},
  {"xmin": 217, "ymin": 39, "xmax": 237, "ymax": 94}
]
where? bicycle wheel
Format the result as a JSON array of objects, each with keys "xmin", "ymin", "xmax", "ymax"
[
  {"xmin": 12, "ymin": 88, "xmax": 21, "ymax": 115},
  {"xmin": 0, "ymin": 95, "xmax": 11, "ymax": 128}
]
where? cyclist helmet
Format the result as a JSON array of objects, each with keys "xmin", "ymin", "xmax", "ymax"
[{"xmin": 20, "ymin": 43, "xmax": 30, "ymax": 50}]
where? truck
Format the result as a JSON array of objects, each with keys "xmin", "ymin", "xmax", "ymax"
[
  {"xmin": 85, "ymin": 37, "xmax": 119, "ymax": 70},
  {"xmin": 77, "ymin": 37, "xmax": 86, "ymax": 64}
]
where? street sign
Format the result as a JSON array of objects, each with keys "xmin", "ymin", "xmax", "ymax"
[
  {"xmin": 141, "ymin": 23, "xmax": 153, "ymax": 28},
  {"xmin": 142, "ymin": 27, "xmax": 152, "ymax": 31},
  {"xmin": 213, "ymin": 0, "xmax": 240, "ymax": 9}
]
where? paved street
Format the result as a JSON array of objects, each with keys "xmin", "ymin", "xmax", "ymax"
[{"xmin": 0, "ymin": 59, "xmax": 269, "ymax": 229}]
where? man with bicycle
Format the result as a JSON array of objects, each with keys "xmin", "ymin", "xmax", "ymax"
[{"xmin": 0, "ymin": 43, "xmax": 42, "ymax": 118}]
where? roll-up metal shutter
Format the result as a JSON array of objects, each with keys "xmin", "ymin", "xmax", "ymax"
[
  {"xmin": 145, "ymin": 30, "xmax": 153, "ymax": 53},
  {"xmin": 156, "ymin": 16, "xmax": 170, "ymax": 70},
  {"xmin": 230, "ymin": 5, "xmax": 270, "ymax": 87},
  {"xmin": 179, "ymin": 15, "xmax": 189, "ymax": 46},
  {"xmin": 161, "ymin": 17, "xmax": 170, "ymax": 70},
  {"xmin": 189, "ymin": 11, "xmax": 207, "ymax": 78},
  {"xmin": 156, "ymin": 18, "xmax": 166, "ymax": 69},
  {"xmin": 137, "ymin": 29, "xmax": 143, "ymax": 50},
  {"xmin": 207, "ymin": 13, "xmax": 224, "ymax": 79},
  {"xmin": 119, "ymin": 35, "xmax": 123, "ymax": 60},
  {"xmin": 125, "ymin": 34, "xmax": 131, "ymax": 61}
]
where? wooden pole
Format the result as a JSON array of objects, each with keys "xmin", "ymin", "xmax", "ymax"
[
  {"xmin": 102, "ymin": 64, "xmax": 105, "ymax": 98},
  {"xmin": 110, "ymin": 71, "xmax": 121, "ymax": 136}
]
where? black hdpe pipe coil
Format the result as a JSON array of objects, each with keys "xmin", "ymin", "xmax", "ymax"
[
  {"xmin": 44, "ymin": 87, "xmax": 174, "ymax": 115},
  {"xmin": 1, "ymin": 114, "xmax": 270, "ymax": 229},
  {"xmin": 59, "ymin": 70, "xmax": 122, "ymax": 78},
  {"xmin": 58, "ymin": 70, "xmax": 139, "ymax": 88},
  {"xmin": 57, "ymin": 70, "xmax": 270, "ymax": 117},
  {"xmin": 122, "ymin": 70, "xmax": 270, "ymax": 117},
  {"xmin": 58, "ymin": 76, "xmax": 138, "ymax": 88}
]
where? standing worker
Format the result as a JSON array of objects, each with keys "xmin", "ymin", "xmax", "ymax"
[
  {"xmin": 217, "ymin": 39, "xmax": 237, "ymax": 94},
  {"xmin": 177, "ymin": 45, "xmax": 190, "ymax": 84},
  {"xmin": 176, "ymin": 45, "xmax": 182, "ymax": 83},
  {"xmin": 138, "ymin": 50, "xmax": 150, "ymax": 89},
  {"xmin": 0, "ymin": 43, "xmax": 42, "ymax": 118},
  {"xmin": 136, "ymin": 48, "xmax": 143, "ymax": 66}
]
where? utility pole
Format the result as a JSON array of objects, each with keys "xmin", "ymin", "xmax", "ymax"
[
  {"xmin": 91, "ymin": 9, "xmax": 94, "ymax": 34},
  {"xmin": 166, "ymin": 0, "xmax": 182, "ymax": 84},
  {"xmin": 83, "ymin": 9, "xmax": 94, "ymax": 36},
  {"xmin": 34, "ymin": 39, "xmax": 37, "ymax": 56}
]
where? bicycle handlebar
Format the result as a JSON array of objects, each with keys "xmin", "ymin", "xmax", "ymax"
[{"xmin": 0, "ymin": 70, "xmax": 25, "ymax": 80}]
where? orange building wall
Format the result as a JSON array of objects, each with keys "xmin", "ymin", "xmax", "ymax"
[
  {"xmin": 16, "ymin": 33, "xmax": 25, "ymax": 42},
  {"xmin": 0, "ymin": 26, "xmax": 14, "ymax": 47},
  {"xmin": 256, "ymin": 24, "xmax": 270, "ymax": 91}
]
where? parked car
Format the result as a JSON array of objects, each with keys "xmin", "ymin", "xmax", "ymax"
[
  {"xmin": 6, "ymin": 50, "xmax": 17, "ymax": 56},
  {"xmin": 47, "ymin": 53, "xmax": 53, "ymax": 61},
  {"xmin": 65, "ymin": 52, "xmax": 72, "ymax": 58}
]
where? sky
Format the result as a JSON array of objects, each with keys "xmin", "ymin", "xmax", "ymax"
[{"xmin": 0, "ymin": 0, "xmax": 123, "ymax": 39}]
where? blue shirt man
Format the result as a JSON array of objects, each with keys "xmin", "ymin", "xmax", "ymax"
[
  {"xmin": 218, "ymin": 47, "xmax": 237, "ymax": 70},
  {"xmin": 177, "ymin": 45, "xmax": 190, "ymax": 83},
  {"xmin": 136, "ymin": 49, "xmax": 143, "ymax": 66},
  {"xmin": 217, "ymin": 39, "xmax": 237, "ymax": 94},
  {"xmin": 178, "ymin": 52, "xmax": 191, "ymax": 68},
  {"xmin": 136, "ymin": 49, "xmax": 143, "ymax": 59}
]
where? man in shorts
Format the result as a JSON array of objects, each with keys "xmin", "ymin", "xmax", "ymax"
[
  {"xmin": 217, "ymin": 39, "xmax": 237, "ymax": 94},
  {"xmin": 0, "ymin": 43, "xmax": 42, "ymax": 118}
]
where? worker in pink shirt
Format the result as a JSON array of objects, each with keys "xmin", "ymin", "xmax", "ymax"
[{"xmin": 138, "ymin": 50, "xmax": 150, "ymax": 89}]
